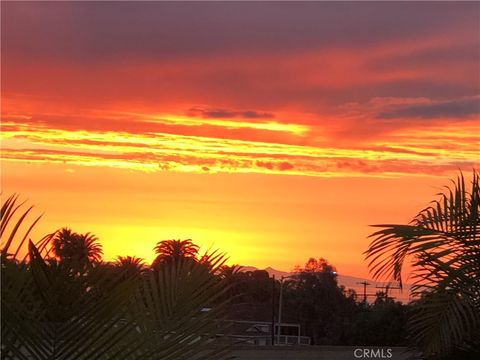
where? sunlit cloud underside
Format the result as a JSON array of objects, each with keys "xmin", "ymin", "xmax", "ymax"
[{"xmin": 2, "ymin": 113, "xmax": 478, "ymax": 177}]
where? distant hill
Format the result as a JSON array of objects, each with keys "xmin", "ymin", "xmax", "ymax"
[{"xmin": 239, "ymin": 265, "xmax": 412, "ymax": 303}]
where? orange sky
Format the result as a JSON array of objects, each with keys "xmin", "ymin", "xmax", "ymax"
[{"xmin": 1, "ymin": 2, "xmax": 479, "ymax": 279}]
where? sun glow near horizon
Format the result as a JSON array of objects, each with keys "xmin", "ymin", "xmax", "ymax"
[{"xmin": 1, "ymin": 160, "xmax": 465, "ymax": 278}]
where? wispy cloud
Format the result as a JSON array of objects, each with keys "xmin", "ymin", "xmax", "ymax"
[{"xmin": 2, "ymin": 115, "xmax": 478, "ymax": 177}]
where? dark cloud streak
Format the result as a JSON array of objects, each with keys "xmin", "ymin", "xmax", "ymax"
[
  {"xmin": 377, "ymin": 97, "xmax": 480, "ymax": 120},
  {"xmin": 187, "ymin": 107, "xmax": 274, "ymax": 119}
]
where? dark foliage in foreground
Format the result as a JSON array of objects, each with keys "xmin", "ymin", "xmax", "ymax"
[
  {"xmin": 1, "ymin": 195, "xmax": 409, "ymax": 359},
  {"xmin": 1, "ymin": 196, "xmax": 231, "ymax": 360},
  {"xmin": 366, "ymin": 171, "xmax": 480, "ymax": 359}
]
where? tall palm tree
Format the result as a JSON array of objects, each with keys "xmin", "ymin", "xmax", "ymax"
[
  {"xmin": 114, "ymin": 255, "xmax": 146, "ymax": 279},
  {"xmin": 152, "ymin": 239, "xmax": 199, "ymax": 266},
  {"xmin": 365, "ymin": 171, "xmax": 480, "ymax": 358},
  {"xmin": 52, "ymin": 228, "xmax": 103, "ymax": 271}
]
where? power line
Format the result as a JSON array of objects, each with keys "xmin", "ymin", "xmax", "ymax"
[{"xmin": 375, "ymin": 283, "xmax": 400, "ymax": 300}]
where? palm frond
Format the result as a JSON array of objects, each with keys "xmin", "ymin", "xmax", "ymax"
[
  {"xmin": 134, "ymin": 255, "xmax": 231, "ymax": 359},
  {"xmin": 1, "ymin": 195, "xmax": 233, "ymax": 359},
  {"xmin": 365, "ymin": 171, "xmax": 480, "ymax": 357},
  {"xmin": 1, "ymin": 194, "xmax": 42, "ymax": 260}
]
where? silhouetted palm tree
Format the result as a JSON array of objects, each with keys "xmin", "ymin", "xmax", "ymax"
[
  {"xmin": 116, "ymin": 255, "xmax": 145, "ymax": 268},
  {"xmin": 365, "ymin": 171, "xmax": 480, "ymax": 358},
  {"xmin": 52, "ymin": 228, "xmax": 103, "ymax": 271},
  {"xmin": 219, "ymin": 264, "xmax": 243, "ymax": 280},
  {"xmin": 218, "ymin": 264, "xmax": 245, "ymax": 301},
  {"xmin": 152, "ymin": 239, "xmax": 199, "ymax": 266},
  {"xmin": 1, "ymin": 196, "xmax": 232, "ymax": 359},
  {"xmin": 114, "ymin": 255, "xmax": 146, "ymax": 279}
]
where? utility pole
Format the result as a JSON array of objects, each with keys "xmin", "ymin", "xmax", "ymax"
[{"xmin": 357, "ymin": 281, "xmax": 371, "ymax": 303}]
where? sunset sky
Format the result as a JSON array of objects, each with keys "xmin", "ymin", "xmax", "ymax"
[{"xmin": 1, "ymin": 2, "xmax": 479, "ymax": 279}]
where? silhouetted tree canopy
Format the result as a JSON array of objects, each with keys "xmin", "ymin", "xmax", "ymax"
[
  {"xmin": 152, "ymin": 238, "xmax": 199, "ymax": 267},
  {"xmin": 52, "ymin": 227, "xmax": 103, "ymax": 274}
]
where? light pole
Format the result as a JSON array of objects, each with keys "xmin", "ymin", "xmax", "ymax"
[
  {"xmin": 277, "ymin": 271, "xmax": 337, "ymax": 345},
  {"xmin": 277, "ymin": 277, "xmax": 284, "ymax": 344},
  {"xmin": 277, "ymin": 275, "xmax": 296, "ymax": 345},
  {"xmin": 271, "ymin": 275, "xmax": 275, "ymax": 346}
]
